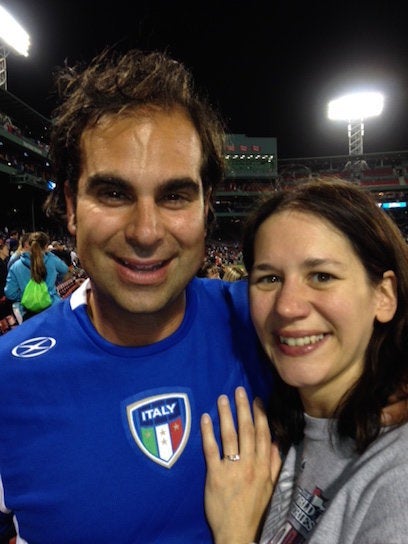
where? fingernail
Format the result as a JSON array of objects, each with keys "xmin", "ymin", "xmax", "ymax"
[{"xmin": 236, "ymin": 386, "xmax": 246, "ymax": 397}]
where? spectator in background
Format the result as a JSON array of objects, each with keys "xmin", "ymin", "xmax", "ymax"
[
  {"xmin": 0, "ymin": 235, "xmax": 13, "ymax": 320},
  {"xmin": 50, "ymin": 240, "xmax": 73, "ymax": 267},
  {"xmin": 197, "ymin": 261, "xmax": 221, "ymax": 279},
  {"xmin": 7, "ymin": 232, "xmax": 30, "ymax": 269},
  {"xmin": 5, "ymin": 231, "xmax": 69, "ymax": 320},
  {"xmin": 70, "ymin": 246, "xmax": 80, "ymax": 268},
  {"xmin": 222, "ymin": 264, "xmax": 247, "ymax": 282},
  {"xmin": 5, "ymin": 230, "xmax": 19, "ymax": 254}
]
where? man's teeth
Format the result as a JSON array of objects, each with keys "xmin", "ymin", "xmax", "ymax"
[
  {"xmin": 122, "ymin": 260, "xmax": 163, "ymax": 270},
  {"xmin": 279, "ymin": 334, "xmax": 324, "ymax": 346}
]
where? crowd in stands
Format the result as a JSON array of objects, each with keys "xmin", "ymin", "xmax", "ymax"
[
  {"xmin": 0, "ymin": 112, "xmax": 50, "ymax": 153},
  {"xmin": 0, "ymin": 226, "xmax": 248, "ymax": 335},
  {"xmin": 0, "ymin": 228, "xmax": 86, "ymax": 334}
]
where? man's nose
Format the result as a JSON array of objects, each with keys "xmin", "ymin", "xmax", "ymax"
[{"xmin": 124, "ymin": 200, "xmax": 165, "ymax": 247}]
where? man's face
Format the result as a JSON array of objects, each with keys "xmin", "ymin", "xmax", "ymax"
[{"xmin": 65, "ymin": 107, "xmax": 209, "ymax": 335}]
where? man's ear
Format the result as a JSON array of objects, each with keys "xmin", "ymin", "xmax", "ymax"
[
  {"xmin": 375, "ymin": 270, "xmax": 397, "ymax": 323},
  {"xmin": 64, "ymin": 181, "xmax": 76, "ymax": 235}
]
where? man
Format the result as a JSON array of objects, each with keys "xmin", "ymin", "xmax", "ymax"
[
  {"xmin": 0, "ymin": 235, "xmax": 12, "ymax": 322},
  {"xmin": 6, "ymin": 232, "xmax": 30, "ymax": 270},
  {"xmin": 5, "ymin": 231, "xmax": 18, "ymax": 255},
  {"xmin": 50, "ymin": 240, "xmax": 72, "ymax": 267},
  {"xmin": 0, "ymin": 48, "xmax": 272, "ymax": 543}
]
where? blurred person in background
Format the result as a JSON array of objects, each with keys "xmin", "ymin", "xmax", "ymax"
[
  {"xmin": 222, "ymin": 264, "xmax": 247, "ymax": 282},
  {"xmin": 5, "ymin": 231, "xmax": 69, "ymax": 320},
  {"xmin": 0, "ymin": 235, "xmax": 12, "ymax": 321},
  {"xmin": 50, "ymin": 240, "xmax": 73, "ymax": 268},
  {"xmin": 7, "ymin": 232, "xmax": 30, "ymax": 270}
]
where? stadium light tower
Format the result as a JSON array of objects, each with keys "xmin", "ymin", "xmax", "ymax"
[
  {"xmin": 327, "ymin": 91, "xmax": 384, "ymax": 156},
  {"xmin": 0, "ymin": 4, "xmax": 30, "ymax": 90}
]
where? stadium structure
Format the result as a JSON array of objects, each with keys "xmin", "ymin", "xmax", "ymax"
[{"xmin": 1, "ymin": 88, "xmax": 408, "ymax": 241}]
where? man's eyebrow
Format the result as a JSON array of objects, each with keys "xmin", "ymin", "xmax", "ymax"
[
  {"xmin": 160, "ymin": 177, "xmax": 201, "ymax": 194},
  {"xmin": 85, "ymin": 175, "xmax": 201, "ymax": 194},
  {"xmin": 85, "ymin": 174, "xmax": 129, "ymax": 191}
]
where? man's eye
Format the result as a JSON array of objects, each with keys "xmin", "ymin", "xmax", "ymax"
[
  {"xmin": 161, "ymin": 193, "xmax": 191, "ymax": 207},
  {"xmin": 166, "ymin": 193, "xmax": 181, "ymax": 200},
  {"xmin": 98, "ymin": 189, "xmax": 128, "ymax": 202}
]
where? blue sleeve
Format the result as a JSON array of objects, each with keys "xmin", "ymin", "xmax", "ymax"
[
  {"xmin": 4, "ymin": 267, "xmax": 21, "ymax": 302},
  {"xmin": 51, "ymin": 255, "xmax": 69, "ymax": 283}
]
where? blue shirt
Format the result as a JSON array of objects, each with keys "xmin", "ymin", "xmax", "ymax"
[{"xmin": 0, "ymin": 277, "xmax": 273, "ymax": 543}]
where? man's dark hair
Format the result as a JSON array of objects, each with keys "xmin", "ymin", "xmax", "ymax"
[{"xmin": 44, "ymin": 48, "xmax": 226, "ymax": 230}]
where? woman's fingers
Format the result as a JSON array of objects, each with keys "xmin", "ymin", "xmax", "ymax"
[
  {"xmin": 201, "ymin": 388, "xmax": 277, "ymax": 544},
  {"xmin": 235, "ymin": 387, "xmax": 256, "ymax": 458},
  {"xmin": 200, "ymin": 412, "xmax": 220, "ymax": 467},
  {"xmin": 218, "ymin": 393, "xmax": 240, "ymax": 458},
  {"xmin": 201, "ymin": 387, "xmax": 274, "ymax": 464}
]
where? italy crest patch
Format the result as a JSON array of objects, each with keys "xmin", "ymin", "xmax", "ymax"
[{"xmin": 126, "ymin": 392, "xmax": 191, "ymax": 468}]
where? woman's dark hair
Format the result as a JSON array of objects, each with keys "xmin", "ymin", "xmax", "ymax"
[
  {"xmin": 44, "ymin": 47, "xmax": 226, "ymax": 232},
  {"xmin": 243, "ymin": 177, "xmax": 408, "ymax": 454}
]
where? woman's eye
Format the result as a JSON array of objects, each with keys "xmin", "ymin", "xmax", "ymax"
[
  {"xmin": 252, "ymin": 275, "xmax": 281, "ymax": 289},
  {"xmin": 260, "ymin": 275, "xmax": 280, "ymax": 283},
  {"xmin": 312, "ymin": 272, "xmax": 333, "ymax": 283}
]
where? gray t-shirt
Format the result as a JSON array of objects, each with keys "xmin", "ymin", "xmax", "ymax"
[{"xmin": 261, "ymin": 414, "xmax": 408, "ymax": 543}]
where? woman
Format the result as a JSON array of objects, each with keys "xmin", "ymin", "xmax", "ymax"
[
  {"xmin": 0, "ymin": 235, "xmax": 13, "ymax": 321},
  {"xmin": 201, "ymin": 178, "xmax": 408, "ymax": 543},
  {"xmin": 5, "ymin": 231, "xmax": 69, "ymax": 320}
]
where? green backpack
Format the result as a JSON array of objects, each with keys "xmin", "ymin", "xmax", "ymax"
[{"xmin": 21, "ymin": 279, "xmax": 52, "ymax": 313}]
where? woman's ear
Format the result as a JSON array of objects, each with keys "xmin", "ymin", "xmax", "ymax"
[
  {"xmin": 375, "ymin": 270, "xmax": 397, "ymax": 323},
  {"xmin": 64, "ymin": 181, "xmax": 76, "ymax": 235}
]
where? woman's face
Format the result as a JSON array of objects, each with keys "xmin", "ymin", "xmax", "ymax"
[
  {"xmin": 249, "ymin": 210, "xmax": 396, "ymax": 417},
  {"xmin": 0, "ymin": 244, "xmax": 9, "ymax": 261}
]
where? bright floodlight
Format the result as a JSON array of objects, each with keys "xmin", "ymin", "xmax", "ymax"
[
  {"xmin": 328, "ymin": 92, "xmax": 384, "ymax": 121},
  {"xmin": 0, "ymin": 5, "xmax": 30, "ymax": 57}
]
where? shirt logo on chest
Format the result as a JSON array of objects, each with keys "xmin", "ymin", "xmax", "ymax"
[{"xmin": 126, "ymin": 393, "xmax": 191, "ymax": 468}]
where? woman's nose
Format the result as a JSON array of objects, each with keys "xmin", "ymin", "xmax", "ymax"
[{"xmin": 273, "ymin": 280, "xmax": 311, "ymax": 319}]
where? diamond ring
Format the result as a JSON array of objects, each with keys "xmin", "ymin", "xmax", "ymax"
[{"xmin": 224, "ymin": 453, "xmax": 240, "ymax": 462}]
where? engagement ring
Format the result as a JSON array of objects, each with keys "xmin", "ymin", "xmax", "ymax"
[{"xmin": 224, "ymin": 453, "xmax": 240, "ymax": 462}]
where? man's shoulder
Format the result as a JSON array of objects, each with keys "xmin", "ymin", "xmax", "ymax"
[
  {"xmin": 191, "ymin": 276, "xmax": 248, "ymax": 298},
  {"xmin": 0, "ymin": 300, "xmax": 71, "ymax": 350},
  {"xmin": 189, "ymin": 277, "xmax": 250, "ymax": 320}
]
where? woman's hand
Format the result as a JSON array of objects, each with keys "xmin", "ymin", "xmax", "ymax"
[{"xmin": 201, "ymin": 387, "xmax": 281, "ymax": 544}]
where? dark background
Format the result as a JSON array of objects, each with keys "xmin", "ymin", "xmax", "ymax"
[{"xmin": 2, "ymin": 0, "xmax": 408, "ymax": 158}]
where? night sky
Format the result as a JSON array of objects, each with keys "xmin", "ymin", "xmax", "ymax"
[{"xmin": 2, "ymin": 0, "xmax": 408, "ymax": 158}]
